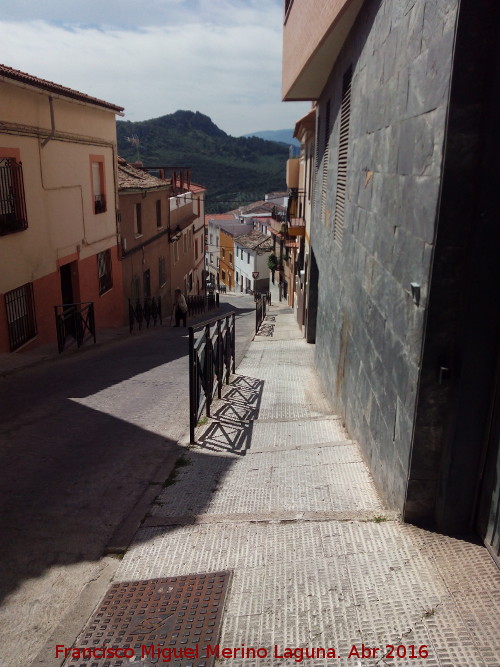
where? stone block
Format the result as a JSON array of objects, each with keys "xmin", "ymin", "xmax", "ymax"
[{"xmin": 402, "ymin": 175, "xmax": 440, "ymax": 243}]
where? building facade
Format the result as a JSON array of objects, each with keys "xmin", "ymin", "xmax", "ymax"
[
  {"xmin": 117, "ymin": 158, "xmax": 172, "ymax": 316},
  {"xmin": 206, "ymin": 217, "xmax": 254, "ymax": 291},
  {"xmin": 169, "ymin": 181, "xmax": 206, "ymax": 300},
  {"xmin": 283, "ymin": 0, "xmax": 500, "ymax": 559},
  {"xmin": 234, "ymin": 230, "xmax": 273, "ymax": 294},
  {"xmin": 0, "ymin": 65, "xmax": 124, "ymax": 353}
]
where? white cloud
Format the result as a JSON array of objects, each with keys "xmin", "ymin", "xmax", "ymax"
[{"xmin": 0, "ymin": 2, "xmax": 310, "ymax": 135}]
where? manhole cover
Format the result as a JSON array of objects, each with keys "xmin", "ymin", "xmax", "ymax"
[{"xmin": 61, "ymin": 571, "xmax": 232, "ymax": 667}]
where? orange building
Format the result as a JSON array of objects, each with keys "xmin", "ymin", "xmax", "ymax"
[{"xmin": 0, "ymin": 65, "xmax": 124, "ymax": 353}]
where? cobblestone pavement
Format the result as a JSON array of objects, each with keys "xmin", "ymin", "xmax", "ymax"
[{"xmin": 111, "ymin": 302, "xmax": 500, "ymax": 667}]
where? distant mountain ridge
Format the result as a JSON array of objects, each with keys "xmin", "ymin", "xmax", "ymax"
[
  {"xmin": 116, "ymin": 110, "xmax": 289, "ymax": 213},
  {"xmin": 242, "ymin": 129, "xmax": 300, "ymax": 148}
]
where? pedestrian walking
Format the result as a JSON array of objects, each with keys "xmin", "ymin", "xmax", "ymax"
[{"xmin": 172, "ymin": 288, "xmax": 188, "ymax": 327}]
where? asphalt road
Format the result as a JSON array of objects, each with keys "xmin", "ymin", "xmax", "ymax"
[{"xmin": 0, "ymin": 293, "xmax": 256, "ymax": 667}]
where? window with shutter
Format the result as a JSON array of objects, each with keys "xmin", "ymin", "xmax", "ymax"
[
  {"xmin": 321, "ymin": 100, "xmax": 331, "ymax": 226},
  {"xmin": 333, "ymin": 66, "xmax": 353, "ymax": 248}
]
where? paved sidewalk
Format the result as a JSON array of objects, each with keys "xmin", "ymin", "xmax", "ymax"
[{"xmin": 89, "ymin": 300, "xmax": 499, "ymax": 667}]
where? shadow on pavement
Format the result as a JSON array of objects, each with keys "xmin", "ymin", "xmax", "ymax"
[
  {"xmin": 0, "ymin": 298, "xmax": 257, "ymax": 610},
  {"xmin": 195, "ymin": 374, "xmax": 264, "ymax": 456}
]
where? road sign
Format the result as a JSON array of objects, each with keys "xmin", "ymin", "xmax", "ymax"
[{"xmin": 252, "ymin": 271, "xmax": 259, "ymax": 279}]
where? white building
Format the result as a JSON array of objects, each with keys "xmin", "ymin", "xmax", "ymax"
[{"xmin": 234, "ymin": 230, "xmax": 273, "ymax": 294}]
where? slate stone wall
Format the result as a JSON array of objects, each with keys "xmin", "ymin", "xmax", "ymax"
[{"xmin": 311, "ymin": 0, "xmax": 459, "ymax": 511}]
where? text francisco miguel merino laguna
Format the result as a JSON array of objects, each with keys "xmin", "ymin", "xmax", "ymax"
[{"xmin": 56, "ymin": 642, "xmax": 430, "ymax": 661}]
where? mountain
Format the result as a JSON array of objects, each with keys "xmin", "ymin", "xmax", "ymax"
[
  {"xmin": 116, "ymin": 111, "xmax": 289, "ymax": 214},
  {"xmin": 242, "ymin": 129, "xmax": 300, "ymax": 148}
]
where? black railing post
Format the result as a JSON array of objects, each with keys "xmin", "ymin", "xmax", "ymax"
[
  {"xmin": 189, "ymin": 325, "xmax": 196, "ymax": 444},
  {"xmin": 224, "ymin": 315, "xmax": 233, "ymax": 384},
  {"xmin": 232, "ymin": 312, "xmax": 236, "ymax": 374},
  {"xmin": 217, "ymin": 318, "xmax": 223, "ymax": 399},
  {"xmin": 55, "ymin": 305, "xmax": 63, "ymax": 353},
  {"xmin": 205, "ymin": 324, "xmax": 213, "ymax": 418},
  {"xmin": 89, "ymin": 303, "xmax": 96, "ymax": 344}
]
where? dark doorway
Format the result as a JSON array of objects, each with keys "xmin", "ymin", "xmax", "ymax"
[
  {"xmin": 305, "ymin": 248, "xmax": 318, "ymax": 344},
  {"xmin": 477, "ymin": 355, "xmax": 500, "ymax": 566},
  {"xmin": 60, "ymin": 263, "xmax": 73, "ymax": 305}
]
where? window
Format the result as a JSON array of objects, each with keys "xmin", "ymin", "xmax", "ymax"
[
  {"xmin": 173, "ymin": 240, "xmax": 179, "ymax": 264},
  {"xmin": 134, "ymin": 203, "xmax": 142, "ymax": 236},
  {"xmin": 229, "ymin": 252, "xmax": 233, "ymax": 265},
  {"xmin": 159, "ymin": 256, "xmax": 166, "ymax": 287},
  {"xmin": 4, "ymin": 282, "xmax": 37, "ymax": 351},
  {"xmin": 97, "ymin": 249, "xmax": 113, "ymax": 295},
  {"xmin": 156, "ymin": 199, "xmax": 162, "ymax": 228},
  {"xmin": 222, "ymin": 248, "xmax": 226, "ymax": 259},
  {"xmin": 221, "ymin": 269, "xmax": 226, "ymax": 281},
  {"xmin": 0, "ymin": 155, "xmax": 28, "ymax": 235},
  {"xmin": 247, "ymin": 252, "xmax": 250, "ymax": 264},
  {"xmin": 333, "ymin": 66, "xmax": 352, "ymax": 247},
  {"xmin": 90, "ymin": 156, "xmax": 106, "ymax": 214},
  {"xmin": 210, "ymin": 253, "xmax": 213, "ymax": 264}
]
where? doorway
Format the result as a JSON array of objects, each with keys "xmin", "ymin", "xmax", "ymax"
[{"xmin": 60, "ymin": 263, "xmax": 74, "ymax": 305}]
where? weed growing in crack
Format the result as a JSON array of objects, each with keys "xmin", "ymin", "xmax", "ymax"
[{"xmin": 163, "ymin": 454, "xmax": 191, "ymax": 487}]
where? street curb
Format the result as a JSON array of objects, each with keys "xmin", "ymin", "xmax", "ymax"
[
  {"xmin": 29, "ymin": 557, "xmax": 119, "ymax": 667},
  {"xmin": 104, "ymin": 445, "xmax": 186, "ymax": 555}
]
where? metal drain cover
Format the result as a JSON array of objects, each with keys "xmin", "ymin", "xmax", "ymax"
[{"xmin": 61, "ymin": 571, "xmax": 232, "ymax": 667}]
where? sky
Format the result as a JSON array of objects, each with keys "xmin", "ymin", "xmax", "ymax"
[{"xmin": 0, "ymin": 0, "xmax": 310, "ymax": 136}]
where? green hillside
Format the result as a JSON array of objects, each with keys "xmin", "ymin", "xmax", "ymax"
[{"xmin": 116, "ymin": 111, "xmax": 289, "ymax": 213}]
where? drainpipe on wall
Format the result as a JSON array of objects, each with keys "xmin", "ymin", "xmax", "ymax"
[{"xmin": 41, "ymin": 96, "xmax": 56, "ymax": 148}]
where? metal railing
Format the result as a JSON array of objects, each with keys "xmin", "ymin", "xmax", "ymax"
[
  {"xmin": 185, "ymin": 293, "xmax": 219, "ymax": 317},
  {"xmin": 129, "ymin": 296, "xmax": 162, "ymax": 332},
  {"xmin": 54, "ymin": 302, "xmax": 96, "ymax": 353},
  {"xmin": 255, "ymin": 292, "xmax": 271, "ymax": 333},
  {"xmin": 189, "ymin": 311, "xmax": 236, "ymax": 443}
]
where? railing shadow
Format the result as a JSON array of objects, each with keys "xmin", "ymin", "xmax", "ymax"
[{"xmin": 194, "ymin": 374, "xmax": 264, "ymax": 456}]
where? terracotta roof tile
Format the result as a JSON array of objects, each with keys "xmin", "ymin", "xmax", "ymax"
[
  {"xmin": 0, "ymin": 63, "xmax": 124, "ymax": 113},
  {"xmin": 234, "ymin": 229, "xmax": 273, "ymax": 252},
  {"xmin": 118, "ymin": 158, "xmax": 169, "ymax": 191}
]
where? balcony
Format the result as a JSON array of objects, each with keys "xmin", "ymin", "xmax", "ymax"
[
  {"xmin": 141, "ymin": 166, "xmax": 192, "ymax": 196},
  {"xmin": 282, "ymin": 0, "xmax": 363, "ymax": 100},
  {"xmin": 270, "ymin": 190, "xmax": 306, "ymax": 240}
]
